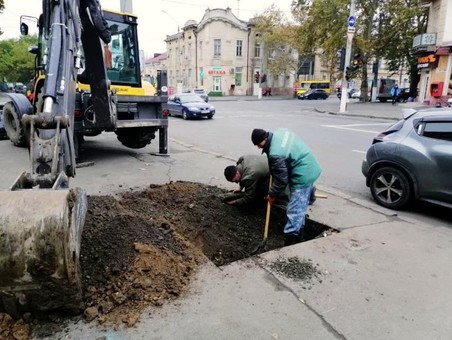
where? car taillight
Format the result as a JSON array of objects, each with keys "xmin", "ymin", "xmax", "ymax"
[
  {"xmin": 162, "ymin": 108, "xmax": 169, "ymax": 117},
  {"xmin": 74, "ymin": 109, "xmax": 81, "ymax": 117}
]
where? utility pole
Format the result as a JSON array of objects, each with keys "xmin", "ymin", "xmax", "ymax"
[{"xmin": 340, "ymin": 0, "xmax": 356, "ymax": 113}]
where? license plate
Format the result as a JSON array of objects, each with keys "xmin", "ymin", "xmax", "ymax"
[{"xmin": 201, "ymin": 110, "xmax": 209, "ymax": 113}]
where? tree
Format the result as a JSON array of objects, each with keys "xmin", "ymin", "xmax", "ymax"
[
  {"xmin": 252, "ymin": 5, "xmax": 299, "ymax": 88},
  {"xmin": 0, "ymin": 35, "xmax": 38, "ymax": 83},
  {"xmin": 291, "ymin": 0, "xmax": 428, "ymax": 101},
  {"xmin": 291, "ymin": 0, "xmax": 350, "ymax": 89}
]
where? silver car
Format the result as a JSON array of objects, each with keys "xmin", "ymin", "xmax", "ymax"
[{"xmin": 362, "ymin": 108, "xmax": 452, "ymax": 210}]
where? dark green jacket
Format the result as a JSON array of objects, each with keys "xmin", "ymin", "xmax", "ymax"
[
  {"xmin": 263, "ymin": 128, "xmax": 321, "ymax": 196},
  {"xmin": 235, "ymin": 155, "xmax": 270, "ymax": 205}
]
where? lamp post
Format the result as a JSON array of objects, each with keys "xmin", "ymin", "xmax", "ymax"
[{"xmin": 162, "ymin": 10, "xmax": 182, "ymax": 93}]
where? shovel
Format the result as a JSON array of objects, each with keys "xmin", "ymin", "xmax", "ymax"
[{"xmin": 251, "ymin": 176, "xmax": 272, "ymax": 255}]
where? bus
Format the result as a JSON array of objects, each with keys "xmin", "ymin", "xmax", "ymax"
[{"xmin": 295, "ymin": 80, "xmax": 331, "ymax": 95}]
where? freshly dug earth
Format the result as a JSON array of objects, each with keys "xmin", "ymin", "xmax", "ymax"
[{"xmin": 2, "ymin": 181, "xmax": 333, "ymax": 337}]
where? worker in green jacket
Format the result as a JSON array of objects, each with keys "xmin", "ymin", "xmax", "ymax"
[
  {"xmin": 223, "ymin": 155, "xmax": 271, "ymax": 206},
  {"xmin": 251, "ymin": 128, "xmax": 321, "ymax": 246}
]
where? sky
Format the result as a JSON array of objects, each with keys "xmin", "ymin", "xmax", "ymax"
[{"xmin": 0, "ymin": 0, "xmax": 294, "ymax": 58}]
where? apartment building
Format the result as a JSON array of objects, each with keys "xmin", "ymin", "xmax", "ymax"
[
  {"xmin": 414, "ymin": 0, "xmax": 452, "ymax": 104},
  {"xmin": 162, "ymin": 7, "xmax": 302, "ymax": 96}
]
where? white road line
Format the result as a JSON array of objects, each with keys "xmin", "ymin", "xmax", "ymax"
[
  {"xmin": 336, "ymin": 123, "xmax": 389, "ymax": 127},
  {"xmin": 352, "ymin": 150, "xmax": 367, "ymax": 154},
  {"xmin": 322, "ymin": 125, "xmax": 380, "ymax": 134}
]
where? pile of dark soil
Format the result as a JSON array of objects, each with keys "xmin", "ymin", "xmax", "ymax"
[
  {"xmin": 2, "ymin": 181, "xmax": 334, "ymax": 337},
  {"xmin": 78, "ymin": 181, "xmax": 288, "ymax": 326}
]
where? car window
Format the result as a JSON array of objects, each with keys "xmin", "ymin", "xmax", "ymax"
[
  {"xmin": 180, "ymin": 94, "xmax": 205, "ymax": 103},
  {"xmin": 193, "ymin": 89, "xmax": 206, "ymax": 94},
  {"xmin": 419, "ymin": 122, "xmax": 452, "ymax": 141}
]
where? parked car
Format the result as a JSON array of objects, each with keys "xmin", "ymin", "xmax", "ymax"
[
  {"xmin": 13, "ymin": 83, "xmax": 26, "ymax": 94},
  {"xmin": 165, "ymin": 93, "xmax": 215, "ymax": 119},
  {"xmin": 297, "ymin": 89, "xmax": 329, "ymax": 100},
  {"xmin": 361, "ymin": 108, "xmax": 452, "ymax": 210},
  {"xmin": 336, "ymin": 88, "xmax": 359, "ymax": 99},
  {"xmin": 182, "ymin": 88, "xmax": 209, "ymax": 102},
  {"xmin": 398, "ymin": 88, "xmax": 417, "ymax": 102}
]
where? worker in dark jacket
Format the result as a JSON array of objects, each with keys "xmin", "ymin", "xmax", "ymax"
[
  {"xmin": 251, "ymin": 128, "xmax": 321, "ymax": 246},
  {"xmin": 223, "ymin": 155, "xmax": 270, "ymax": 206}
]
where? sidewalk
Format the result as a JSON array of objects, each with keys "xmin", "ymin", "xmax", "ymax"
[
  {"xmin": 55, "ymin": 148, "xmax": 452, "ymax": 340},
  {"xmin": 314, "ymin": 100, "xmax": 431, "ymax": 121},
  {"xmin": 59, "ymin": 184, "xmax": 452, "ymax": 339}
]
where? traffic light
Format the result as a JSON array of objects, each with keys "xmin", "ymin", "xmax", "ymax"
[
  {"xmin": 254, "ymin": 72, "xmax": 260, "ymax": 83},
  {"xmin": 336, "ymin": 48, "xmax": 346, "ymax": 71},
  {"xmin": 351, "ymin": 53, "xmax": 362, "ymax": 70},
  {"xmin": 345, "ymin": 67, "xmax": 352, "ymax": 81}
]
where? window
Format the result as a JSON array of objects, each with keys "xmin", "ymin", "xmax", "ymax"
[
  {"xmin": 235, "ymin": 67, "xmax": 243, "ymax": 86},
  {"xmin": 104, "ymin": 19, "xmax": 139, "ymax": 84},
  {"xmin": 420, "ymin": 121, "xmax": 452, "ymax": 141},
  {"xmin": 214, "ymin": 39, "xmax": 221, "ymax": 57},
  {"xmin": 255, "ymin": 43, "xmax": 261, "ymax": 58},
  {"xmin": 236, "ymin": 40, "xmax": 243, "ymax": 57}
]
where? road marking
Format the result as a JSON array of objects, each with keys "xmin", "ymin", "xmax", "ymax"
[
  {"xmin": 352, "ymin": 150, "xmax": 367, "ymax": 154},
  {"xmin": 322, "ymin": 124, "xmax": 383, "ymax": 134}
]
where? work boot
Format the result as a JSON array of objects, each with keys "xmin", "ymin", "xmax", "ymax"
[{"xmin": 284, "ymin": 230, "xmax": 306, "ymax": 247}]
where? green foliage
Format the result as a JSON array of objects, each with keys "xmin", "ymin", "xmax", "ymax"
[
  {"xmin": 252, "ymin": 5, "xmax": 298, "ymax": 84},
  {"xmin": 0, "ymin": 35, "xmax": 37, "ymax": 83},
  {"xmin": 208, "ymin": 91, "xmax": 223, "ymax": 97}
]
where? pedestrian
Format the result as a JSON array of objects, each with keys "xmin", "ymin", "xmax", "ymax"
[
  {"xmin": 391, "ymin": 83, "xmax": 401, "ymax": 105},
  {"xmin": 223, "ymin": 155, "xmax": 270, "ymax": 206},
  {"xmin": 251, "ymin": 128, "xmax": 321, "ymax": 246}
]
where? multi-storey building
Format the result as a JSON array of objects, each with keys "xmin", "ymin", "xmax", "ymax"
[
  {"xmin": 413, "ymin": 0, "xmax": 452, "ymax": 104},
  {"xmin": 163, "ymin": 7, "xmax": 300, "ymax": 96}
]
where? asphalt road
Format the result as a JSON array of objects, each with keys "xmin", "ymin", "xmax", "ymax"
[{"xmin": 0, "ymin": 97, "xmax": 449, "ymax": 227}]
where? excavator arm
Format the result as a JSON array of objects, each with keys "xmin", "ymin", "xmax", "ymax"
[{"xmin": 0, "ymin": 0, "xmax": 114, "ymax": 316}]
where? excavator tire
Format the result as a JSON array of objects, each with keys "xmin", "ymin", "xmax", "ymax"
[
  {"xmin": 115, "ymin": 127, "xmax": 157, "ymax": 149},
  {"xmin": 0, "ymin": 188, "xmax": 88, "ymax": 317},
  {"xmin": 2, "ymin": 102, "xmax": 28, "ymax": 147}
]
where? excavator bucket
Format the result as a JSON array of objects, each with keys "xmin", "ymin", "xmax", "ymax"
[{"xmin": 0, "ymin": 188, "xmax": 87, "ymax": 317}]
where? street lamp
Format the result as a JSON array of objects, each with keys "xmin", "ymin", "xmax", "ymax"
[{"xmin": 161, "ymin": 10, "xmax": 182, "ymax": 92}]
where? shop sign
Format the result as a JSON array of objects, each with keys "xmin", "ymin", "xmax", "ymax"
[
  {"xmin": 417, "ymin": 53, "xmax": 438, "ymax": 69},
  {"xmin": 208, "ymin": 69, "xmax": 226, "ymax": 75}
]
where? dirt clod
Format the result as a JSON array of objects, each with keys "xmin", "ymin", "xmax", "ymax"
[{"xmin": 270, "ymin": 257, "xmax": 322, "ymax": 285}]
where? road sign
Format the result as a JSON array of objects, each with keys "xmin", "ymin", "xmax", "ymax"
[
  {"xmin": 348, "ymin": 16, "xmax": 356, "ymax": 28},
  {"xmin": 347, "ymin": 26, "xmax": 355, "ymax": 33}
]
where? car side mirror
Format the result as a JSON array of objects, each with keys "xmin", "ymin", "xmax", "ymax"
[{"xmin": 20, "ymin": 23, "xmax": 29, "ymax": 36}]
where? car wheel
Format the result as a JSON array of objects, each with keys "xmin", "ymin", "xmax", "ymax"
[
  {"xmin": 182, "ymin": 109, "xmax": 189, "ymax": 120},
  {"xmin": 369, "ymin": 167, "xmax": 412, "ymax": 210},
  {"xmin": 207, "ymin": 114, "xmax": 213, "ymax": 119}
]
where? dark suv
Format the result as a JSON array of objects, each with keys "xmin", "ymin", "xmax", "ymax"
[{"xmin": 398, "ymin": 88, "xmax": 417, "ymax": 102}]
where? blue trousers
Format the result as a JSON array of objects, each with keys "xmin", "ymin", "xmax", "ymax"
[{"xmin": 284, "ymin": 185, "xmax": 313, "ymax": 235}]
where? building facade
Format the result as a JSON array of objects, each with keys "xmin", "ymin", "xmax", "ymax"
[
  {"xmin": 414, "ymin": 0, "xmax": 452, "ymax": 104},
  {"xmin": 163, "ymin": 8, "xmax": 299, "ymax": 96}
]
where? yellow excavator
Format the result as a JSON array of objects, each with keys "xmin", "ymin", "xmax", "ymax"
[{"xmin": 0, "ymin": 0, "xmax": 168, "ymax": 316}]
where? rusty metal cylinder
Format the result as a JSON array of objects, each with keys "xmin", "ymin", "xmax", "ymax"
[{"xmin": 0, "ymin": 188, "xmax": 87, "ymax": 317}]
